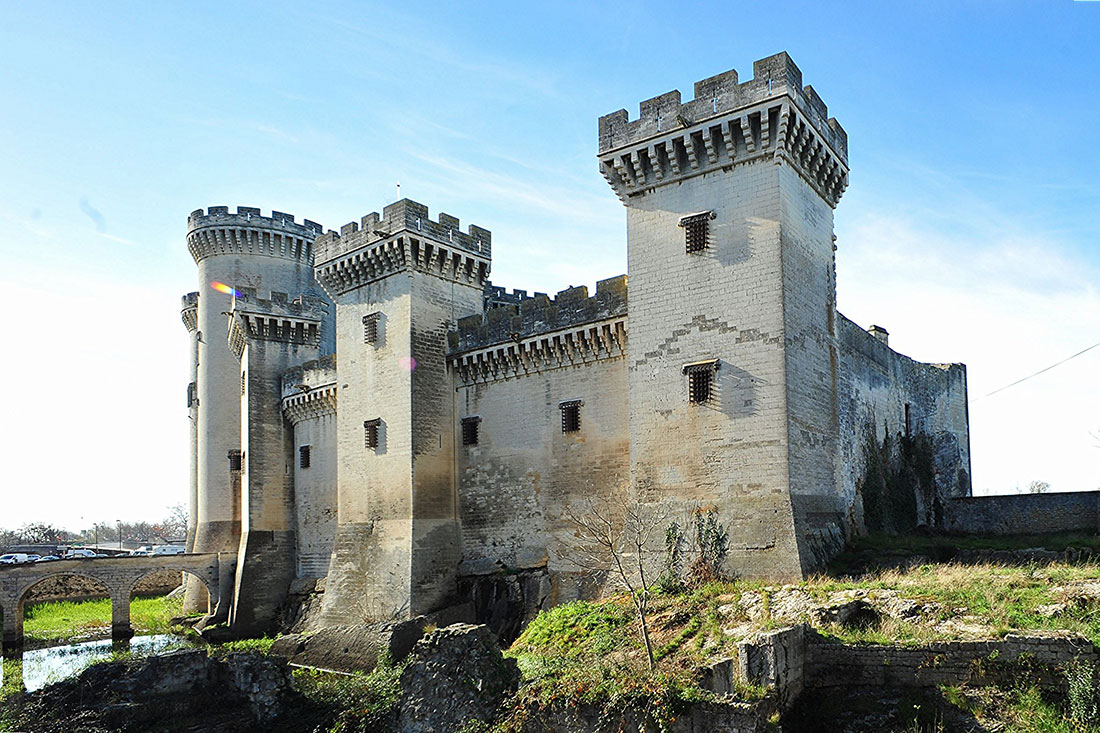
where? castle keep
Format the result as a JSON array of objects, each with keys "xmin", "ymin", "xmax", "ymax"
[{"xmin": 182, "ymin": 53, "xmax": 971, "ymax": 634}]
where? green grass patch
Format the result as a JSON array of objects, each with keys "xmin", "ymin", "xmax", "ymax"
[
  {"xmin": 292, "ymin": 652, "xmax": 404, "ymax": 730},
  {"xmin": 212, "ymin": 636, "xmax": 277, "ymax": 655},
  {"xmin": 22, "ymin": 594, "xmax": 183, "ymax": 644}
]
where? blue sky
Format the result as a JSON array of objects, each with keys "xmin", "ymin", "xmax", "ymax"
[{"xmin": 1, "ymin": 1, "xmax": 1097, "ymax": 529}]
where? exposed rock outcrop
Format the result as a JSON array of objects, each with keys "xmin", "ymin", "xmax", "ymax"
[{"xmin": 396, "ymin": 623, "xmax": 520, "ymax": 732}]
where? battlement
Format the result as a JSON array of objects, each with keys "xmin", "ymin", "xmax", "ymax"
[
  {"xmin": 230, "ymin": 288, "xmax": 331, "ymax": 319},
  {"xmin": 313, "ymin": 198, "xmax": 491, "ymax": 266},
  {"xmin": 281, "ymin": 354, "xmax": 338, "ymax": 399},
  {"xmin": 187, "ymin": 206, "xmax": 323, "ymax": 237},
  {"xmin": 598, "ymin": 52, "xmax": 847, "ymax": 162},
  {"xmin": 180, "ymin": 291, "xmax": 199, "ymax": 333},
  {"xmin": 449, "ymin": 275, "xmax": 627, "ymax": 353},
  {"xmin": 484, "ymin": 282, "xmax": 550, "ymax": 309}
]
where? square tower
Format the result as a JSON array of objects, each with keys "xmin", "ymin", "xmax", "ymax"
[
  {"xmin": 599, "ymin": 53, "xmax": 850, "ymax": 577},
  {"xmin": 314, "ymin": 200, "xmax": 491, "ymax": 622}
]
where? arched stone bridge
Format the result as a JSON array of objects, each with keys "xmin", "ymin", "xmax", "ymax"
[{"xmin": 0, "ymin": 553, "xmax": 236, "ymax": 653}]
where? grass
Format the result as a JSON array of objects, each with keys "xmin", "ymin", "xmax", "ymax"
[
  {"xmin": 22, "ymin": 594, "xmax": 184, "ymax": 644},
  {"xmin": 291, "ymin": 651, "xmax": 405, "ymax": 731}
]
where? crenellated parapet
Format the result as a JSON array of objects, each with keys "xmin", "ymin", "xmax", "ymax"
[
  {"xmin": 181, "ymin": 292, "xmax": 199, "ymax": 332},
  {"xmin": 187, "ymin": 206, "xmax": 323, "ymax": 264},
  {"xmin": 313, "ymin": 199, "xmax": 492, "ymax": 296},
  {"xmin": 598, "ymin": 52, "xmax": 849, "ymax": 207},
  {"xmin": 281, "ymin": 355, "xmax": 338, "ymax": 424},
  {"xmin": 226, "ymin": 292, "xmax": 330, "ymax": 359},
  {"xmin": 448, "ymin": 315, "xmax": 627, "ymax": 386},
  {"xmin": 451, "ymin": 275, "xmax": 627, "ymax": 353}
]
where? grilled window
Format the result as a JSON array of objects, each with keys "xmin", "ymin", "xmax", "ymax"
[
  {"xmin": 559, "ymin": 400, "xmax": 582, "ymax": 433},
  {"xmin": 241, "ymin": 371, "xmax": 246, "ymax": 395},
  {"xmin": 228, "ymin": 449, "xmax": 243, "ymax": 471},
  {"xmin": 364, "ymin": 419, "xmax": 381, "ymax": 449},
  {"xmin": 299, "ymin": 445, "xmax": 311, "ymax": 469},
  {"xmin": 679, "ymin": 211, "xmax": 714, "ymax": 254},
  {"xmin": 461, "ymin": 416, "xmax": 481, "ymax": 446},
  {"xmin": 683, "ymin": 360, "xmax": 719, "ymax": 404},
  {"xmin": 363, "ymin": 313, "xmax": 380, "ymax": 344}
]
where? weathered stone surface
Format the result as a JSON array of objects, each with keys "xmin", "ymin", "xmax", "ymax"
[
  {"xmin": 396, "ymin": 623, "xmax": 520, "ymax": 732},
  {"xmin": 7, "ymin": 650, "xmax": 294, "ymax": 732}
]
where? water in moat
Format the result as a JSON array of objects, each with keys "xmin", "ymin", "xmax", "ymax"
[{"xmin": 1, "ymin": 634, "xmax": 197, "ymax": 692}]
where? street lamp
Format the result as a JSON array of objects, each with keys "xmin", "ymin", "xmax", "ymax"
[{"xmin": 117, "ymin": 520, "xmax": 122, "ymax": 551}]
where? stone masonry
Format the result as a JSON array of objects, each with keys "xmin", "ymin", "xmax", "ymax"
[{"xmin": 181, "ymin": 53, "xmax": 974, "ymax": 632}]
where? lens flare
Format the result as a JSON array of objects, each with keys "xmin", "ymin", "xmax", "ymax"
[
  {"xmin": 211, "ymin": 281, "xmax": 240, "ymax": 297},
  {"xmin": 398, "ymin": 356, "xmax": 417, "ymax": 372}
]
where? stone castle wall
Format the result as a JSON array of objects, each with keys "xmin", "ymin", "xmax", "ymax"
[
  {"xmin": 836, "ymin": 314, "xmax": 971, "ymax": 529},
  {"xmin": 946, "ymin": 492, "xmax": 1100, "ymax": 535}
]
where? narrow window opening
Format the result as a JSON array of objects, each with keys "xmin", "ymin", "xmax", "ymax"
[
  {"xmin": 364, "ymin": 419, "xmax": 381, "ymax": 450},
  {"xmin": 228, "ymin": 449, "xmax": 243, "ymax": 472},
  {"xmin": 461, "ymin": 416, "xmax": 481, "ymax": 446},
  {"xmin": 560, "ymin": 400, "xmax": 582, "ymax": 433},
  {"xmin": 683, "ymin": 359, "xmax": 719, "ymax": 405},
  {"xmin": 186, "ymin": 382, "xmax": 195, "ymax": 408},
  {"xmin": 904, "ymin": 403, "xmax": 911, "ymax": 438},
  {"xmin": 299, "ymin": 445, "xmax": 311, "ymax": 469},
  {"xmin": 679, "ymin": 211, "xmax": 714, "ymax": 254},
  {"xmin": 241, "ymin": 371, "xmax": 246, "ymax": 395},
  {"xmin": 363, "ymin": 313, "xmax": 380, "ymax": 344}
]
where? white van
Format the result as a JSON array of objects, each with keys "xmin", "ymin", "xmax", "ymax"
[
  {"xmin": 0, "ymin": 553, "xmax": 31, "ymax": 564},
  {"xmin": 151, "ymin": 545, "xmax": 186, "ymax": 556}
]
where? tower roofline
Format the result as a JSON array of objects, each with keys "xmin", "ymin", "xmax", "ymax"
[
  {"xmin": 598, "ymin": 52, "xmax": 847, "ymax": 163},
  {"xmin": 187, "ymin": 206, "xmax": 323, "ymax": 236}
]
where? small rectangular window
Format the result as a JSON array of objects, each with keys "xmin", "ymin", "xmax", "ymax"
[
  {"xmin": 241, "ymin": 371, "xmax": 246, "ymax": 395},
  {"xmin": 186, "ymin": 382, "xmax": 195, "ymax": 408},
  {"xmin": 228, "ymin": 449, "xmax": 243, "ymax": 471},
  {"xmin": 559, "ymin": 400, "xmax": 582, "ymax": 433},
  {"xmin": 299, "ymin": 445, "xmax": 311, "ymax": 469},
  {"xmin": 679, "ymin": 211, "xmax": 714, "ymax": 254},
  {"xmin": 363, "ymin": 313, "xmax": 380, "ymax": 344},
  {"xmin": 364, "ymin": 419, "xmax": 381, "ymax": 449},
  {"xmin": 461, "ymin": 416, "xmax": 481, "ymax": 446},
  {"xmin": 683, "ymin": 360, "xmax": 719, "ymax": 404}
]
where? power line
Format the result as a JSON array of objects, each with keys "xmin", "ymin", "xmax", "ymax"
[{"xmin": 985, "ymin": 339, "xmax": 1100, "ymax": 397}]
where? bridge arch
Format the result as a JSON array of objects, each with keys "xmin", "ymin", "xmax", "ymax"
[
  {"xmin": 127, "ymin": 567, "xmax": 215, "ymax": 614},
  {"xmin": 2, "ymin": 553, "xmax": 230, "ymax": 654}
]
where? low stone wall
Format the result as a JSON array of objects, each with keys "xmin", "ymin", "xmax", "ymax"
[
  {"xmin": 722, "ymin": 625, "xmax": 1099, "ymax": 706},
  {"xmin": 946, "ymin": 492, "xmax": 1100, "ymax": 535},
  {"xmin": 806, "ymin": 633, "xmax": 1097, "ymax": 693},
  {"xmin": 23, "ymin": 569, "xmax": 182, "ymax": 604}
]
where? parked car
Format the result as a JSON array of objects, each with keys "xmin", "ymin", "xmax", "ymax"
[
  {"xmin": 23, "ymin": 554, "xmax": 41, "ymax": 563},
  {"xmin": 151, "ymin": 545, "xmax": 186, "ymax": 556},
  {"xmin": 64, "ymin": 549, "xmax": 98, "ymax": 559},
  {"xmin": 35, "ymin": 555, "xmax": 59, "ymax": 562},
  {"xmin": 0, "ymin": 553, "xmax": 30, "ymax": 564},
  {"xmin": 129, "ymin": 546, "xmax": 154, "ymax": 556}
]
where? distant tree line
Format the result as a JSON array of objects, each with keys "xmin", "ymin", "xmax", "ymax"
[{"xmin": 0, "ymin": 504, "xmax": 187, "ymax": 549}]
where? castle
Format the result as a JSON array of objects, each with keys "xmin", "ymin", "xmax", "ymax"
[{"xmin": 181, "ymin": 53, "xmax": 972, "ymax": 635}]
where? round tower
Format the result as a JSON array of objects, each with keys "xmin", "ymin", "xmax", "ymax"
[{"xmin": 186, "ymin": 206, "xmax": 324, "ymax": 566}]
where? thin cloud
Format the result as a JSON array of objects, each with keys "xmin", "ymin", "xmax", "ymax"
[
  {"xmin": 79, "ymin": 197, "xmax": 106, "ymax": 232},
  {"xmin": 98, "ymin": 232, "xmax": 137, "ymax": 246}
]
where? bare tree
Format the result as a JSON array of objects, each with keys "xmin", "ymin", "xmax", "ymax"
[
  {"xmin": 1027, "ymin": 480, "xmax": 1051, "ymax": 494},
  {"xmin": 563, "ymin": 496, "xmax": 668, "ymax": 670}
]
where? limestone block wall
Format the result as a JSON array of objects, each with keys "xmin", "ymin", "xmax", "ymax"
[
  {"xmin": 621, "ymin": 158, "xmax": 803, "ymax": 581},
  {"xmin": 836, "ymin": 314, "xmax": 971, "ymax": 529},
  {"xmin": 777, "ymin": 162, "xmax": 844, "ymax": 571},
  {"xmin": 946, "ymin": 492, "xmax": 1100, "ymax": 535},
  {"xmin": 282, "ymin": 355, "xmax": 338, "ymax": 579},
  {"xmin": 453, "ymin": 346, "xmax": 629, "ymax": 605}
]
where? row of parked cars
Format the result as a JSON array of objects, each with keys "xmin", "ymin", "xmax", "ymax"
[
  {"xmin": 0, "ymin": 548, "xmax": 105, "ymax": 564},
  {"xmin": 0, "ymin": 546, "xmax": 187, "ymax": 564}
]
